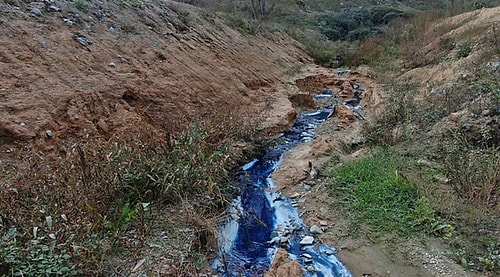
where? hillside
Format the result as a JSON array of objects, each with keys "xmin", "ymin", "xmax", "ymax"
[
  {"xmin": 0, "ymin": 0, "xmax": 311, "ymax": 145},
  {"xmin": 0, "ymin": 1, "xmax": 499, "ymax": 276},
  {"xmin": 0, "ymin": 0, "xmax": 315, "ymax": 275},
  {"xmin": 272, "ymin": 5, "xmax": 499, "ymax": 277}
]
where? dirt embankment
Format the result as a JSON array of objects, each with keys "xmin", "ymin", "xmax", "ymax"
[{"xmin": 0, "ymin": 0, "xmax": 310, "ymax": 150}]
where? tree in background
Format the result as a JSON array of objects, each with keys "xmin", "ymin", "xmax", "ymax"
[{"xmin": 249, "ymin": 0, "xmax": 274, "ymax": 19}]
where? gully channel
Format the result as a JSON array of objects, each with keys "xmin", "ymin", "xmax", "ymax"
[{"xmin": 213, "ymin": 80, "xmax": 364, "ymax": 276}]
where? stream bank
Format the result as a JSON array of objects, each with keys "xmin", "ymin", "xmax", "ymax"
[
  {"xmin": 266, "ymin": 65, "xmax": 487, "ymax": 277},
  {"xmin": 213, "ymin": 66, "xmax": 375, "ymax": 276}
]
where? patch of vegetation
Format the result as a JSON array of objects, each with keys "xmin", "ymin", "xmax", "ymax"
[
  {"xmin": 1, "ymin": 227, "xmax": 81, "ymax": 276},
  {"xmin": 131, "ymin": 2, "xmax": 143, "ymax": 9},
  {"xmin": 287, "ymin": 29, "xmax": 340, "ymax": 65},
  {"xmin": 0, "ymin": 117, "xmax": 258, "ymax": 274},
  {"xmin": 456, "ymin": 42, "xmax": 473, "ymax": 58},
  {"xmin": 443, "ymin": 130, "xmax": 499, "ymax": 207},
  {"xmin": 71, "ymin": 0, "xmax": 88, "ymax": 12},
  {"xmin": 317, "ymin": 6, "xmax": 410, "ymax": 42},
  {"xmin": 222, "ymin": 13, "xmax": 261, "ymax": 35},
  {"xmin": 362, "ymin": 83, "xmax": 448, "ymax": 146},
  {"xmin": 329, "ymin": 151, "xmax": 420, "ymax": 236},
  {"xmin": 412, "ymin": 196, "xmax": 453, "ymax": 238}
]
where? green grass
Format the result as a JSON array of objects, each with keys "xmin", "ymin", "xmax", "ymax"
[
  {"xmin": 328, "ymin": 147, "xmax": 499, "ymax": 272},
  {"xmin": 328, "ymin": 151, "xmax": 419, "ymax": 236}
]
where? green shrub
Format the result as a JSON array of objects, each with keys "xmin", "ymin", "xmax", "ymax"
[
  {"xmin": 131, "ymin": 2, "xmax": 143, "ymax": 9},
  {"xmin": 456, "ymin": 42, "xmax": 473, "ymax": 58},
  {"xmin": 223, "ymin": 14, "xmax": 261, "ymax": 34},
  {"xmin": 362, "ymin": 83, "xmax": 447, "ymax": 146},
  {"xmin": 317, "ymin": 7, "xmax": 410, "ymax": 42},
  {"xmin": 287, "ymin": 28, "xmax": 353, "ymax": 65}
]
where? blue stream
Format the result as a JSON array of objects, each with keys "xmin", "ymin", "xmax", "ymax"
[{"xmin": 213, "ymin": 97, "xmax": 352, "ymax": 277}]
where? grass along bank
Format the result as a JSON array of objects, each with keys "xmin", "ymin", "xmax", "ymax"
[
  {"xmin": 0, "ymin": 117, "xmax": 265, "ymax": 275},
  {"xmin": 327, "ymin": 147, "xmax": 499, "ymax": 273},
  {"xmin": 331, "ymin": 6, "xmax": 500, "ymax": 273},
  {"xmin": 327, "ymin": 150, "xmax": 453, "ymax": 239}
]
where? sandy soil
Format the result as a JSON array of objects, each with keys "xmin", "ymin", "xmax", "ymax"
[{"xmin": 0, "ymin": 0, "xmax": 310, "ymax": 149}]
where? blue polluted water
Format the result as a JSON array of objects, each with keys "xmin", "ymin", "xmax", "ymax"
[{"xmin": 213, "ymin": 101, "xmax": 352, "ymax": 277}]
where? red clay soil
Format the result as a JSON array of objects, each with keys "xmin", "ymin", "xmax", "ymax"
[{"xmin": 0, "ymin": 0, "xmax": 311, "ymax": 150}]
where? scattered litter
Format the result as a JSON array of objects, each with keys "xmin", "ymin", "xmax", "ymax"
[
  {"xmin": 62, "ymin": 17, "xmax": 74, "ymax": 26},
  {"xmin": 310, "ymin": 225, "xmax": 323, "ymax": 234},
  {"xmin": 131, "ymin": 258, "xmax": 146, "ymax": 273},
  {"xmin": 45, "ymin": 216, "xmax": 53, "ymax": 229},
  {"xmin": 73, "ymin": 35, "xmax": 92, "ymax": 51},
  {"xmin": 336, "ymin": 69, "xmax": 351, "ymax": 77},
  {"xmin": 487, "ymin": 61, "xmax": 500, "ymax": 68},
  {"xmin": 118, "ymin": 55, "xmax": 129, "ymax": 63},
  {"xmin": 31, "ymin": 8, "xmax": 42, "ymax": 16},
  {"xmin": 49, "ymin": 5, "xmax": 61, "ymax": 12},
  {"xmin": 306, "ymin": 265, "xmax": 316, "ymax": 272},
  {"xmin": 73, "ymin": 35, "xmax": 92, "ymax": 46}
]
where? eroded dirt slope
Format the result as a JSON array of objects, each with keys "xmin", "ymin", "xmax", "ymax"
[{"xmin": 0, "ymin": 0, "xmax": 310, "ymax": 147}]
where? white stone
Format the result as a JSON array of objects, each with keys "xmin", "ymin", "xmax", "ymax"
[
  {"xmin": 310, "ymin": 225, "xmax": 323, "ymax": 234},
  {"xmin": 301, "ymin": 253, "xmax": 312, "ymax": 259},
  {"xmin": 300, "ymin": 236, "xmax": 314, "ymax": 245}
]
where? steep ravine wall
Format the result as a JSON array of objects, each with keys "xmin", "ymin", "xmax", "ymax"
[{"xmin": 0, "ymin": 0, "xmax": 310, "ymax": 146}]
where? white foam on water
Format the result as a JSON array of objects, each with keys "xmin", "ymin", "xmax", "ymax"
[{"xmin": 242, "ymin": 158, "xmax": 258, "ymax": 171}]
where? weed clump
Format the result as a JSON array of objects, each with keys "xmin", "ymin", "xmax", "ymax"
[
  {"xmin": 456, "ymin": 42, "xmax": 473, "ymax": 58},
  {"xmin": 0, "ymin": 119, "xmax": 247, "ymax": 275},
  {"xmin": 443, "ymin": 129, "xmax": 499, "ymax": 207},
  {"xmin": 362, "ymin": 83, "xmax": 447, "ymax": 146}
]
